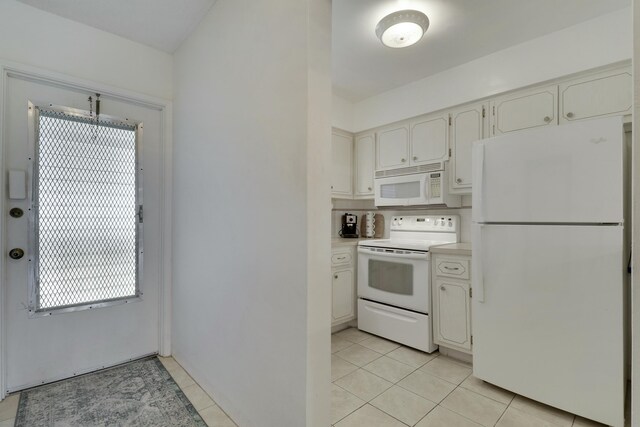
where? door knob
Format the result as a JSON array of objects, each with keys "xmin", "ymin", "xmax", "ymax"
[{"xmin": 9, "ymin": 248, "xmax": 24, "ymax": 260}]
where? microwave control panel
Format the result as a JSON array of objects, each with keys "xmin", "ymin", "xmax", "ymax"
[{"xmin": 428, "ymin": 172, "xmax": 442, "ymax": 199}]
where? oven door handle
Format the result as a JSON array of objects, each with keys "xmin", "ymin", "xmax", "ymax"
[{"xmin": 358, "ymin": 247, "xmax": 428, "ymax": 261}]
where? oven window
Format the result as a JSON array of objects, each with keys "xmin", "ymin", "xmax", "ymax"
[
  {"xmin": 368, "ymin": 260, "xmax": 413, "ymax": 295},
  {"xmin": 380, "ymin": 181, "xmax": 420, "ymax": 199}
]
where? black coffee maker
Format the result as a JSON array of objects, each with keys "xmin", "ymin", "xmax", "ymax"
[{"xmin": 340, "ymin": 213, "xmax": 359, "ymax": 238}]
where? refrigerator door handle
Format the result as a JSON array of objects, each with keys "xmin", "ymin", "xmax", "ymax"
[
  {"xmin": 473, "ymin": 224, "xmax": 485, "ymax": 303},
  {"xmin": 472, "ymin": 142, "xmax": 485, "ymax": 222}
]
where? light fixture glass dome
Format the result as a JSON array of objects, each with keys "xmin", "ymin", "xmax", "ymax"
[{"xmin": 376, "ymin": 10, "xmax": 429, "ymax": 49}]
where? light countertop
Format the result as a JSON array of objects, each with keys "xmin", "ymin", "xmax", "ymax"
[
  {"xmin": 331, "ymin": 237, "xmax": 366, "ymax": 247},
  {"xmin": 430, "ymin": 242, "xmax": 472, "ymax": 256}
]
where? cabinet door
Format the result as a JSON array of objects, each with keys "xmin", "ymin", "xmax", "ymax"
[
  {"xmin": 450, "ymin": 102, "xmax": 486, "ymax": 192},
  {"xmin": 560, "ymin": 68, "xmax": 632, "ymax": 123},
  {"xmin": 377, "ymin": 124, "xmax": 409, "ymax": 170},
  {"xmin": 410, "ymin": 114, "xmax": 448, "ymax": 165},
  {"xmin": 331, "ymin": 130, "xmax": 353, "ymax": 198},
  {"xmin": 354, "ymin": 133, "xmax": 375, "ymax": 198},
  {"xmin": 332, "ymin": 268, "xmax": 355, "ymax": 324},
  {"xmin": 434, "ymin": 278, "xmax": 471, "ymax": 352},
  {"xmin": 491, "ymin": 85, "xmax": 557, "ymax": 135}
]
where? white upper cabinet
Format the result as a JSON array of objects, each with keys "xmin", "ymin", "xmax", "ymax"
[
  {"xmin": 410, "ymin": 114, "xmax": 449, "ymax": 165},
  {"xmin": 560, "ymin": 68, "xmax": 632, "ymax": 123},
  {"xmin": 449, "ymin": 102, "xmax": 487, "ymax": 193},
  {"xmin": 354, "ymin": 132, "xmax": 375, "ymax": 199},
  {"xmin": 331, "ymin": 129, "xmax": 353, "ymax": 198},
  {"xmin": 490, "ymin": 85, "xmax": 558, "ymax": 135},
  {"xmin": 376, "ymin": 114, "xmax": 449, "ymax": 172},
  {"xmin": 376, "ymin": 124, "xmax": 409, "ymax": 170}
]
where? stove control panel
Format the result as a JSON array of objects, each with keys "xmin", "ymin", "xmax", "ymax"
[{"xmin": 390, "ymin": 215, "xmax": 459, "ymax": 232}]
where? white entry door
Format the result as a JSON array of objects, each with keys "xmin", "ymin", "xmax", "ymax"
[{"xmin": 4, "ymin": 74, "xmax": 163, "ymax": 392}]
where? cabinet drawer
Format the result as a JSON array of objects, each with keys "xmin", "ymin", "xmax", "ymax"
[
  {"xmin": 435, "ymin": 257, "xmax": 469, "ymax": 279},
  {"xmin": 331, "ymin": 251, "xmax": 353, "ymax": 266}
]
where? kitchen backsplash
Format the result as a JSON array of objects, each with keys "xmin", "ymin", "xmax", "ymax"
[{"xmin": 332, "ymin": 196, "xmax": 472, "ymax": 242}]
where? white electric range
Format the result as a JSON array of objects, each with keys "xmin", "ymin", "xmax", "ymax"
[{"xmin": 357, "ymin": 215, "xmax": 460, "ymax": 353}]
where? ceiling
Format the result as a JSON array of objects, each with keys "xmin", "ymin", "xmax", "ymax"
[
  {"xmin": 16, "ymin": 0, "xmax": 631, "ymax": 98},
  {"xmin": 17, "ymin": 0, "xmax": 216, "ymax": 53},
  {"xmin": 333, "ymin": 0, "xmax": 630, "ymax": 102}
]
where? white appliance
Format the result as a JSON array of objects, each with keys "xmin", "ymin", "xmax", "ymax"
[
  {"xmin": 374, "ymin": 165, "xmax": 461, "ymax": 208},
  {"xmin": 472, "ymin": 117, "xmax": 627, "ymax": 427},
  {"xmin": 358, "ymin": 215, "xmax": 460, "ymax": 352}
]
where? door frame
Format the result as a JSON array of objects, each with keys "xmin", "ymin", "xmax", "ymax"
[{"xmin": 0, "ymin": 60, "xmax": 173, "ymax": 399}]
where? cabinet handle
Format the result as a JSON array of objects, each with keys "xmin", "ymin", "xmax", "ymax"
[
  {"xmin": 401, "ymin": 158, "xmax": 406, "ymax": 163},
  {"xmin": 440, "ymin": 286, "xmax": 446, "ymax": 291},
  {"xmin": 444, "ymin": 266, "xmax": 460, "ymax": 270},
  {"xmin": 566, "ymin": 112, "xmax": 574, "ymax": 118},
  {"xmin": 543, "ymin": 116, "xmax": 551, "ymax": 123},
  {"xmin": 413, "ymin": 156, "xmax": 418, "ymax": 161},
  {"xmin": 336, "ymin": 256, "xmax": 346, "ymax": 260},
  {"xmin": 334, "ymin": 275, "xmax": 338, "ymax": 279},
  {"xmin": 456, "ymin": 178, "xmax": 462, "ymax": 184}
]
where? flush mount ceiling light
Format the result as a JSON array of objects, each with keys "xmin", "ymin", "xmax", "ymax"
[{"xmin": 375, "ymin": 9, "xmax": 429, "ymax": 48}]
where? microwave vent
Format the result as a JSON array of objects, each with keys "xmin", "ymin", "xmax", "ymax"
[{"xmin": 375, "ymin": 162, "xmax": 443, "ymax": 178}]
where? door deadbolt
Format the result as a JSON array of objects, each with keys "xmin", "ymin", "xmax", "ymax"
[
  {"xmin": 9, "ymin": 207, "xmax": 23, "ymax": 218},
  {"xmin": 9, "ymin": 248, "xmax": 24, "ymax": 260}
]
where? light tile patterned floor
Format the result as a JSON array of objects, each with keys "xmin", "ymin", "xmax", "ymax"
[
  {"xmin": 0, "ymin": 356, "xmax": 237, "ymax": 427},
  {"xmin": 332, "ymin": 328, "xmax": 623, "ymax": 427}
]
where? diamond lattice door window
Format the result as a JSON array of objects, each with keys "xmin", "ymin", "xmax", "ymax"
[{"xmin": 31, "ymin": 108, "xmax": 141, "ymax": 313}]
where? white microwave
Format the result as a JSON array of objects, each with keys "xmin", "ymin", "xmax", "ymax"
[{"xmin": 374, "ymin": 169, "xmax": 461, "ymax": 207}]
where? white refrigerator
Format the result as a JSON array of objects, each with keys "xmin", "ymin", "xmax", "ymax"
[{"xmin": 472, "ymin": 116, "xmax": 627, "ymax": 427}]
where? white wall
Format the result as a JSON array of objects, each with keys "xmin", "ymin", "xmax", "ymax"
[
  {"xmin": 333, "ymin": 94, "xmax": 354, "ymax": 132},
  {"xmin": 352, "ymin": 7, "xmax": 632, "ymax": 132},
  {"xmin": 0, "ymin": 1, "xmax": 172, "ymax": 100},
  {"xmin": 172, "ymin": 0, "xmax": 331, "ymax": 426}
]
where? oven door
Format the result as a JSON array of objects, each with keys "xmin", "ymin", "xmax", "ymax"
[{"xmin": 357, "ymin": 246, "xmax": 430, "ymax": 313}]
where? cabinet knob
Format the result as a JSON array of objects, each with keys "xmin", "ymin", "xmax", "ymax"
[
  {"xmin": 543, "ymin": 116, "xmax": 551, "ymax": 123},
  {"xmin": 566, "ymin": 112, "xmax": 574, "ymax": 118},
  {"xmin": 334, "ymin": 274, "xmax": 338, "ymax": 279},
  {"xmin": 456, "ymin": 178, "xmax": 462, "ymax": 184},
  {"xmin": 413, "ymin": 156, "xmax": 418, "ymax": 161},
  {"xmin": 368, "ymin": 187, "xmax": 372, "ymax": 191},
  {"xmin": 401, "ymin": 158, "xmax": 406, "ymax": 163},
  {"xmin": 331, "ymin": 185, "xmax": 333, "ymax": 189},
  {"xmin": 440, "ymin": 286, "xmax": 446, "ymax": 291}
]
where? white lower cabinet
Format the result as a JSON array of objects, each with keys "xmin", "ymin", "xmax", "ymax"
[
  {"xmin": 432, "ymin": 254, "xmax": 472, "ymax": 353},
  {"xmin": 332, "ymin": 246, "xmax": 356, "ymax": 326}
]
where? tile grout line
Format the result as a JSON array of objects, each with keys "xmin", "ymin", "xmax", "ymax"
[{"xmin": 333, "ymin": 330, "xmax": 593, "ymax": 427}]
